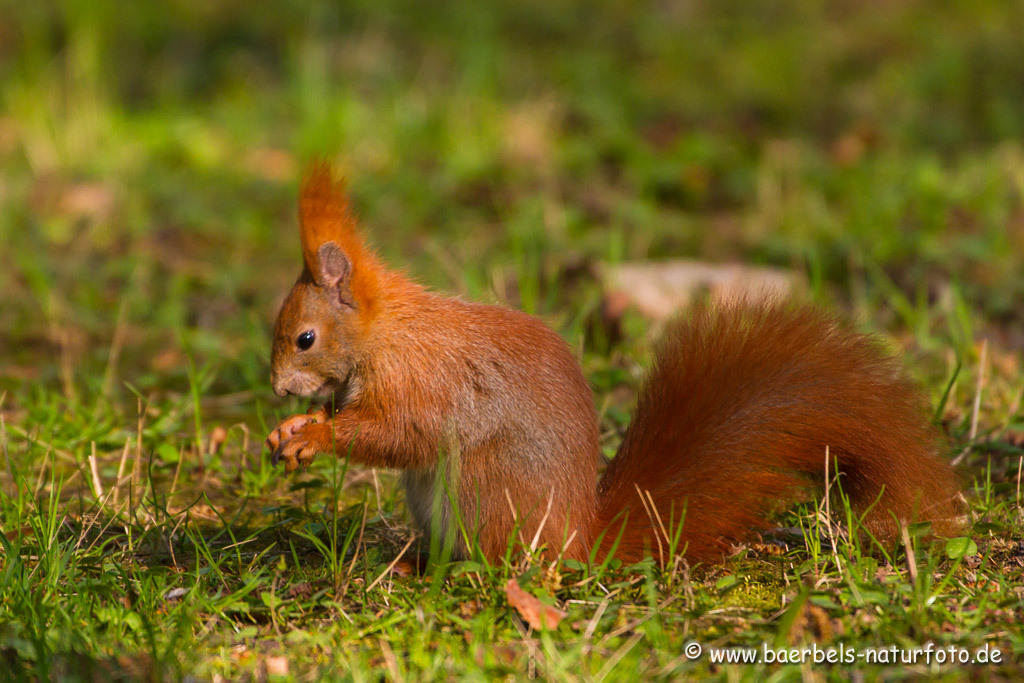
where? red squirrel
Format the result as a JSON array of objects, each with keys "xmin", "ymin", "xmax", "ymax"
[{"xmin": 265, "ymin": 163, "xmax": 962, "ymax": 564}]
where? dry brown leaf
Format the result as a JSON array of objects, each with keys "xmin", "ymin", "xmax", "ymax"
[
  {"xmin": 151, "ymin": 348, "xmax": 186, "ymax": 372},
  {"xmin": 389, "ymin": 559, "xmax": 418, "ymax": 577},
  {"xmin": 505, "ymin": 578, "xmax": 566, "ymax": 630},
  {"xmin": 187, "ymin": 504, "xmax": 218, "ymax": 520},
  {"xmin": 208, "ymin": 425, "xmax": 228, "ymax": 456},
  {"xmin": 831, "ymin": 124, "xmax": 879, "ymax": 167},
  {"xmin": 458, "ymin": 599, "xmax": 483, "ymax": 619},
  {"xmin": 58, "ymin": 182, "xmax": 115, "ymax": 222},
  {"xmin": 287, "ymin": 582, "xmax": 312, "ymax": 600}
]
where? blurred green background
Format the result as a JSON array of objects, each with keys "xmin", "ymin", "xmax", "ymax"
[
  {"xmin": 2, "ymin": 2, "xmax": 1023, "ymax": 678},
  {"xmin": 2, "ymin": 0, "xmax": 1024, "ymax": 410}
]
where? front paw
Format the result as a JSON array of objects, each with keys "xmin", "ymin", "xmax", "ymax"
[
  {"xmin": 271, "ymin": 422, "xmax": 332, "ymax": 472},
  {"xmin": 266, "ymin": 409, "xmax": 326, "ymax": 452}
]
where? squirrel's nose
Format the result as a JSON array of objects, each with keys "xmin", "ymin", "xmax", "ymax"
[{"xmin": 271, "ymin": 375, "xmax": 290, "ymax": 397}]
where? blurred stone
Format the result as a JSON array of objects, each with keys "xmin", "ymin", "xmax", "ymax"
[
  {"xmin": 502, "ymin": 99, "xmax": 558, "ymax": 168},
  {"xmin": 265, "ymin": 656, "xmax": 289, "ymax": 676},
  {"xmin": 602, "ymin": 260, "xmax": 804, "ymax": 321},
  {"xmin": 246, "ymin": 148, "xmax": 295, "ymax": 182}
]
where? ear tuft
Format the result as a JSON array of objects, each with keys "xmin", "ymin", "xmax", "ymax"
[
  {"xmin": 317, "ymin": 242, "xmax": 356, "ymax": 309},
  {"xmin": 295, "ymin": 160, "xmax": 381, "ymax": 314},
  {"xmin": 299, "ymin": 162, "xmax": 358, "ymax": 274}
]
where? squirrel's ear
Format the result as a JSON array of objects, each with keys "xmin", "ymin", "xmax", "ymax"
[{"xmin": 316, "ymin": 242, "xmax": 356, "ymax": 309}]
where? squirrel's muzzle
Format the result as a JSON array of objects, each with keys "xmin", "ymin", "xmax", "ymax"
[{"xmin": 271, "ymin": 372, "xmax": 291, "ymax": 397}]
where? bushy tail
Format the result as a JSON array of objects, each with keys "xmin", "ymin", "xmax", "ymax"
[{"xmin": 594, "ymin": 300, "xmax": 962, "ymax": 563}]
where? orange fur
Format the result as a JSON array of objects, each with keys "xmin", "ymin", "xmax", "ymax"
[
  {"xmin": 596, "ymin": 303, "xmax": 962, "ymax": 562},
  {"xmin": 268, "ymin": 163, "xmax": 962, "ymax": 566}
]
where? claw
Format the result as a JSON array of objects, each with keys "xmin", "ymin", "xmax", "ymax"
[{"xmin": 272, "ymin": 446, "xmax": 282, "ymax": 466}]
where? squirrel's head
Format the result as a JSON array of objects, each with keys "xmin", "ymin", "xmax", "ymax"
[{"xmin": 270, "ymin": 163, "xmax": 381, "ymax": 403}]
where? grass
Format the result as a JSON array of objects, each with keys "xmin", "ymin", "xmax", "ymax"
[{"xmin": 1, "ymin": 0, "xmax": 1023, "ymax": 679}]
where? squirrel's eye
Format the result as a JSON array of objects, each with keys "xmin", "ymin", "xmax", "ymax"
[{"xmin": 296, "ymin": 330, "xmax": 316, "ymax": 351}]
